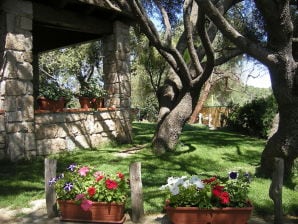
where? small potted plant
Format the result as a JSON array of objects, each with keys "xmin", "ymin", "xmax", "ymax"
[
  {"xmin": 77, "ymin": 78, "xmax": 106, "ymax": 109},
  {"xmin": 160, "ymin": 170, "xmax": 253, "ymax": 224},
  {"xmin": 38, "ymin": 82, "xmax": 72, "ymax": 112},
  {"xmin": 49, "ymin": 164, "xmax": 129, "ymax": 223}
]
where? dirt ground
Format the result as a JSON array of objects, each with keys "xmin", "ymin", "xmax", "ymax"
[{"xmin": 1, "ymin": 199, "xmax": 297, "ymax": 224}]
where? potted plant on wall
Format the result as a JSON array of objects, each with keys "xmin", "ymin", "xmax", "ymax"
[
  {"xmin": 77, "ymin": 78, "xmax": 106, "ymax": 110},
  {"xmin": 160, "ymin": 170, "xmax": 253, "ymax": 224},
  {"xmin": 37, "ymin": 82, "xmax": 72, "ymax": 112},
  {"xmin": 49, "ymin": 163, "xmax": 129, "ymax": 223}
]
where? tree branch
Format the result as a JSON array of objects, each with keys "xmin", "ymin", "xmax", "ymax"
[
  {"xmin": 153, "ymin": 0, "xmax": 172, "ymax": 46},
  {"xmin": 184, "ymin": 0, "xmax": 204, "ymax": 75},
  {"xmin": 192, "ymin": 9, "xmax": 214, "ymax": 85},
  {"xmin": 196, "ymin": 0, "xmax": 277, "ymax": 66},
  {"xmin": 214, "ymin": 48, "xmax": 242, "ymax": 66}
]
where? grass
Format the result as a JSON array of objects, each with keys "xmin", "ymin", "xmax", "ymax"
[{"xmin": 0, "ymin": 122, "xmax": 297, "ymax": 217}]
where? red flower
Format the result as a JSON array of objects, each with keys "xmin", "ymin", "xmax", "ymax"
[
  {"xmin": 203, "ymin": 177, "xmax": 217, "ymax": 184},
  {"xmin": 117, "ymin": 172, "xmax": 125, "ymax": 180},
  {"xmin": 87, "ymin": 186, "xmax": 96, "ymax": 197},
  {"xmin": 219, "ymin": 191, "xmax": 230, "ymax": 204},
  {"xmin": 212, "ymin": 185, "xmax": 224, "ymax": 197},
  {"xmin": 105, "ymin": 179, "xmax": 118, "ymax": 190}
]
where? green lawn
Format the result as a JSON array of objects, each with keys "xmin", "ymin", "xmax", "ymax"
[{"xmin": 0, "ymin": 122, "xmax": 297, "ymax": 217}]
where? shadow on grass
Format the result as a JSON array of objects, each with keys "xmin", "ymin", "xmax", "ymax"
[{"xmin": 1, "ymin": 122, "xmax": 296, "ymax": 217}]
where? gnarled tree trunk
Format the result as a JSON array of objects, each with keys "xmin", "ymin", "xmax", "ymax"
[
  {"xmin": 152, "ymin": 90, "xmax": 194, "ymax": 154},
  {"xmin": 260, "ymin": 62, "xmax": 298, "ymax": 178}
]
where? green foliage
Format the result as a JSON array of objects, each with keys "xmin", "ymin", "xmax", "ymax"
[
  {"xmin": 39, "ymin": 81, "xmax": 72, "ymax": 101},
  {"xmin": 78, "ymin": 77, "xmax": 106, "ymax": 98},
  {"xmin": 38, "ymin": 41, "xmax": 104, "ymax": 105},
  {"xmin": 161, "ymin": 171, "xmax": 251, "ymax": 208},
  {"xmin": 224, "ymin": 171, "xmax": 251, "ymax": 208},
  {"xmin": 51, "ymin": 164, "xmax": 128, "ymax": 204},
  {"xmin": 138, "ymin": 95, "xmax": 159, "ymax": 121},
  {"xmin": 227, "ymin": 95, "xmax": 278, "ymax": 138}
]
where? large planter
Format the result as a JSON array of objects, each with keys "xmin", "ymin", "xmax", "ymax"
[
  {"xmin": 58, "ymin": 200, "xmax": 125, "ymax": 223},
  {"xmin": 37, "ymin": 97, "xmax": 65, "ymax": 112},
  {"xmin": 166, "ymin": 205, "xmax": 253, "ymax": 224}
]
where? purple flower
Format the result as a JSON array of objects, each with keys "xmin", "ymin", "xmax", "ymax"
[
  {"xmin": 229, "ymin": 171, "xmax": 238, "ymax": 179},
  {"xmin": 244, "ymin": 172, "xmax": 251, "ymax": 182},
  {"xmin": 48, "ymin": 177, "xmax": 56, "ymax": 186},
  {"xmin": 67, "ymin": 164, "xmax": 77, "ymax": 172},
  {"xmin": 63, "ymin": 182, "xmax": 73, "ymax": 192}
]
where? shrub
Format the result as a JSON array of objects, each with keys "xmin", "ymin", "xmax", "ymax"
[{"xmin": 227, "ymin": 95, "xmax": 278, "ymax": 138}]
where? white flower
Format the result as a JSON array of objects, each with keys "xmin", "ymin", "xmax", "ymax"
[
  {"xmin": 182, "ymin": 179, "xmax": 191, "ymax": 188},
  {"xmin": 167, "ymin": 176, "xmax": 176, "ymax": 185},
  {"xmin": 190, "ymin": 175, "xmax": 204, "ymax": 189},
  {"xmin": 170, "ymin": 185, "xmax": 180, "ymax": 195}
]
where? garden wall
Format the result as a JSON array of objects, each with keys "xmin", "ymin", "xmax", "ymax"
[
  {"xmin": 34, "ymin": 109, "xmax": 128, "ymax": 155},
  {"xmin": 0, "ymin": 111, "xmax": 5, "ymax": 158}
]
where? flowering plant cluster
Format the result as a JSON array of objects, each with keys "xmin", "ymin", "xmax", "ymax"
[
  {"xmin": 49, "ymin": 164, "xmax": 129, "ymax": 211},
  {"xmin": 160, "ymin": 170, "xmax": 251, "ymax": 208}
]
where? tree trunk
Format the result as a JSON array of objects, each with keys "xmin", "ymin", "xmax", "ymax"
[
  {"xmin": 188, "ymin": 81, "xmax": 212, "ymax": 124},
  {"xmin": 260, "ymin": 101, "xmax": 298, "ymax": 179},
  {"xmin": 152, "ymin": 91, "xmax": 193, "ymax": 154},
  {"xmin": 260, "ymin": 61, "xmax": 298, "ymax": 179}
]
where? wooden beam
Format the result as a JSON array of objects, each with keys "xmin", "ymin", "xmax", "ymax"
[
  {"xmin": 33, "ymin": 2, "xmax": 113, "ymax": 35},
  {"xmin": 45, "ymin": 158, "xmax": 58, "ymax": 218},
  {"xmin": 129, "ymin": 162, "xmax": 144, "ymax": 223}
]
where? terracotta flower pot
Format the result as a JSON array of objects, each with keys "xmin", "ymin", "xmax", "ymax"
[
  {"xmin": 93, "ymin": 97, "xmax": 105, "ymax": 109},
  {"xmin": 58, "ymin": 200, "xmax": 126, "ymax": 223},
  {"xmin": 37, "ymin": 97, "xmax": 65, "ymax": 112},
  {"xmin": 79, "ymin": 96, "xmax": 92, "ymax": 109},
  {"xmin": 166, "ymin": 204, "xmax": 253, "ymax": 224}
]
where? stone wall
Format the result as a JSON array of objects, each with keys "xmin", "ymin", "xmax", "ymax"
[
  {"xmin": 0, "ymin": 0, "xmax": 35, "ymax": 160},
  {"xmin": 0, "ymin": 0, "xmax": 132, "ymax": 161},
  {"xmin": 34, "ymin": 110, "xmax": 123, "ymax": 155},
  {"xmin": 0, "ymin": 111, "xmax": 5, "ymax": 158},
  {"xmin": 103, "ymin": 21, "xmax": 132, "ymax": 143}
]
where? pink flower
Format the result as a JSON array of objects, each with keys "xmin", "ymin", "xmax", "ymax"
[
  {"xmin": 78, "ymin": 166, "xmax": 89, "ymax": 176},
  {"xmin": 81, "ymin": 199, "xmax": 93, "ymax": 211},
  {"xmin": 75, "ymin": 194, "xmax": 85, "ymax": 200},
  {"xmin": 96, "ymin": 175, "xmax": 104, "ymax": 182}
]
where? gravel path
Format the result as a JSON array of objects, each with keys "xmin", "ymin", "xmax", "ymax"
[{"xmin": 1, "ymin": 199, "xmax": 297, "ymax": 224}]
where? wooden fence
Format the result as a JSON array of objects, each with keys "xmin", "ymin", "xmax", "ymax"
[{"xmin": 198, "ymin": 106, "xmax": 230, "ymax": 128}]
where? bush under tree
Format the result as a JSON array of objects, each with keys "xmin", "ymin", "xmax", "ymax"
[{"xmin": 227, "ymin": 95, "xmax": 278, "ymax": 138}]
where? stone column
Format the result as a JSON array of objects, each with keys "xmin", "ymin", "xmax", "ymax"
[
  {"xmin": 0, "ymin": 0, "xmax": 36, "ymax": 160},
  {"xmin": 103, "ymin": 21, "xmax": 132, "ymax": 143}
]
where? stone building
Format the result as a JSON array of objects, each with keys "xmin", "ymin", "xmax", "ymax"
[{"xmin": 0, "ymin": 0, "xmax": 133, "ymax": 160}]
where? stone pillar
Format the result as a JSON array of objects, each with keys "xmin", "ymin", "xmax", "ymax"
[
  {"xmin": 0, "ymin": 0, "xmax": 36, "ymax": 160},
  {"xmin": 103, "ymin": 21, "xmax": 132, "ymax": 143}
]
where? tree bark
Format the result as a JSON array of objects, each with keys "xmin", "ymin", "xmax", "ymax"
[
  {"xmin": 152, "ymin": 90, "xmax": 194, "ymax": 154},
  {"xmin": 188, "ymin": 80, "xmax": 212, "ymax": 124},
  {"xmin": 260, "ymin": 91, "xmax": 298, "ymax": 178}
]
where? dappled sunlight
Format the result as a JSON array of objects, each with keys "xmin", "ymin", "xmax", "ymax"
[{"xmin": 1, "ymin": 122, "xmax": 297, "ymax": 217}]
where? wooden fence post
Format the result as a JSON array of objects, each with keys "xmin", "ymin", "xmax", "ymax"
[
  {"xmin": 130, "ymin": 162, "xmax": 144, "ymax": 223},
  {"xmin": 269, "ymin": 157, "xmax": 284, "ymax": 224},
  {"xmin": 45, "ymin": 158, "xmax": 58, "ymax": 218}
]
